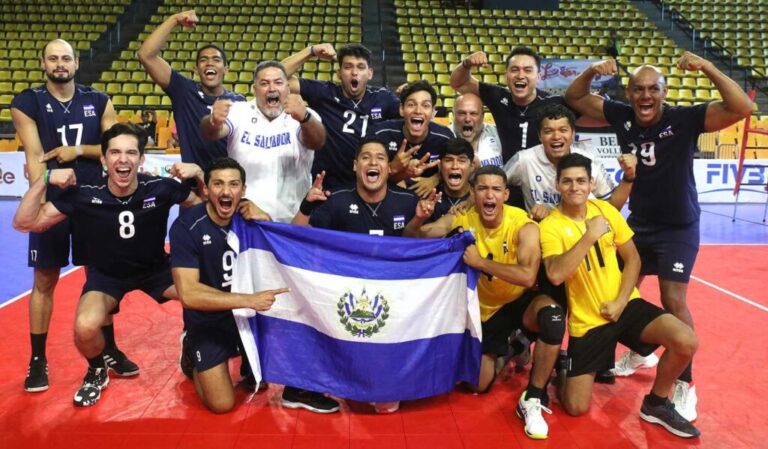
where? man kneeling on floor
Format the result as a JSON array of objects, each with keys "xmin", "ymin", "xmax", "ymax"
[{"xmin": 540, "ymin": 153, "xmax": 700, "ymax": 438}]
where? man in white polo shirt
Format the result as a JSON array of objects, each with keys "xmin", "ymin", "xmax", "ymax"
[
  {"xmin": 201, "ymin": 60, "xmax": 326, "ymax": 223},
  {"xmin": 451, "ymin": 93, "xmax": 503, "ymax": 168}
]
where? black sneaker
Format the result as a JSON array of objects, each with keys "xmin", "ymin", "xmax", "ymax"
[
  {"xmin": 640, "ymin": 395, "xmax": 701, "ymax": 438},
  {"xmin": 73, "ymin": 366, "xmax": 109, "ymax": 407},
  {"xmin": 239, "ymin": 375, "xmax": 269, "ymax": 392},
  {"xmin": 24, "ymin": 356, "xmax": 49, "ymax": 393},
  {"xmin": 179, "ymin": 332, "xmax": 194, "ymax": 380},
  {"xmin": 281, "ymin": 386, "xmax": 340, "ymax": 414},
  {"xmin": 103, "ymin": 348, "xmax": 140, "ymax": 377},
  {"xmin": 595, "ymin": 369, "xmax": 616, "ymax": 384}
]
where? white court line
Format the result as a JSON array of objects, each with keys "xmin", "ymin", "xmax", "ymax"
[
  {"xmin": 0, "ymin": 266, "xmax": 82, "ymax": 310},
  {"xmin": 691, "ymin": 275, "xmax": 768, "ymax": 313}
]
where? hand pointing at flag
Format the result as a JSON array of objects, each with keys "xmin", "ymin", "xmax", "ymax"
[{"xmin": 249, "ymin": 287, "xmax": 291, "ymax": 311}]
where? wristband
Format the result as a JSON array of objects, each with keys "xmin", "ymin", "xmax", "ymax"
[
  {"xmin": 299, "ymin": 198, "xmax": 319, "ymax": 215},
  {"xmin": 622, "ymin": 174, "xmax": 635, "ymax": 183},
  {"xmin": 300, "ymin": 110, "xmax": 312, "ymax": 124},
  {"xmin": 462, "ymin": 59, "xmax": 471, "ymax": 69},
  {"xmin": 75, "ymin": 145, "xmax": 83, "ymax": 157},
  {"xmin": 43, "ymin": 169, "xmax": 49, "ymax": 185},
  {"xmin": 310, "ymin": 45, "xmax": 315, "ymax": 57}
]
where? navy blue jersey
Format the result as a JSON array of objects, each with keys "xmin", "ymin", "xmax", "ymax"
[
  {"xmin": 372, "ymin": 119, "xmax": 453, "ymax": 178},
  {"xmin": 164, "ymin": 71, "xmax": 245, "ymax": 170},
  {"xmin": 310, "ymin": 185, "xmax": 419, "ymax": 236},
  {"xmin": 299, "ymin": 79, "xmax": 400, "ymax": 189},
  {"xmin": 169, "ymin": 203, "xmax": 235, "ymax": 328},
  {"xmin": 429, "ymin": 184, "xmax": 470, "ymax": 222},
  {"xmin": 603, "ymin": 100, "xmax": 707, "ymax": 225},
  {"xmin": 51, "ymin": 174, "xmax": 190, "ymax": 277},
  {"xmin": 478, "ymin": 83, "xmax": 570, "ymax": 163},
  {"xmin": 11, "ymin": 84, "xmax": 107, "ymax": 184}
]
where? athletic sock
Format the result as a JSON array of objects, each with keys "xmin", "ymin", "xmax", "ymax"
[
  {"xmin": 678, "ymin": 361, "xmax": 693, "ymax": 383},
  {"xmin": 525, "ymin": 384, "xmax": 545, "ymax": 401},
  {"xmin": 30, "ymin": 333, "xmax": 48, "ymax": 359},
  {"xmin": 87, "ymin": 354, "xmax": 105, "ymax": 369},
  {"xmin": 646, "ymin": 392, "xmax": 667, "ymax": 407},
  {"xmin": 101, "ymin": 324, "xmax": 116, "ymax": 350}
]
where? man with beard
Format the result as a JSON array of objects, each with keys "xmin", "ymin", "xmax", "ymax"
[
  {"xmin": 451, "ymin": 93, "xmax": 502, "ymax": 168},
  {"xmin": 281, "ymin": 43, "xmax": 400, "ymax": 190},
  {"xmin": 13, "ymin": 123, "xmax": 202, "ymax": 407},
  {"xmin": 10, "ymin": 39, "xmax": 127, "ymax": 393},
  {"xmin": 565, "ymin": 53, "xmax": 751, "ymax": 422},
  {"xmin": 411, "ymin": 166, "xmax": 565, "ymax": 440},
  {"xmin": 372, "ymin": 81, "xmax": 451, "ymax": 196},
  {"xmin": 138, "ymin": 10, "xmax": 245, "ymax": 172},
  {"xmin": 170, "ymin": 157, "xmax": 289, "ymax": 414},
  {"xmin": 200, "ymin": 61, "xmax": 326, "ymax": 224}
]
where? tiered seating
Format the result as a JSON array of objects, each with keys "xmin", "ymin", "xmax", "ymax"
[
  {"xmin": 395, "ymin": 0, "xmax": 711, "ymax": 110},
  {"xmin": 0, "ymin": 0, "xmax": 129, "ymax": 122},
  {"xmin": 96, "ymin": 0, "xmax": 362, "ymax": 122},
  {"xmin": 662, "ymin": 0, "xmax": 768, "ymax": 78}
]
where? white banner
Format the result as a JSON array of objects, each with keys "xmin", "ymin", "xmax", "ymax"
[
  {"xmin": 539, "ymin": 59, "xmax": 616, "ymax": 92},
  {"xmin": 576, "ymin": 133, "xmax": 623, "ymax": 159},
  {"xmin": 0, "ymin": 153, "xmax": 181, "ymax": 198}
]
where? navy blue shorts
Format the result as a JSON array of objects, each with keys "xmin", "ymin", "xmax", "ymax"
[
  {"xmin": 81, "ymin": 265, "xmax": 174, "ymax": 314},
  {"xmin": 566, "ymin": 298, "xmax": 666, "ymax": 377},
  {"xmin": 628, "ymin": 217, "xmax": 699, "ymax": 283},
  {"xmin": 28, "ymin": 219, "xmax": 72, "ymax": 269},
  {"xmin": 186, "ymin": 316, "xmax": 241, "ymax": 373},
  {"xmin": 481, "ymin": 291, "xmax": 536, "ymax": 355}
]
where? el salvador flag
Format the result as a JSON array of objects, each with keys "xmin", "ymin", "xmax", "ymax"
[{"xmin": 228, "ymin": 216, "xmax": 482, "ymax": 403}]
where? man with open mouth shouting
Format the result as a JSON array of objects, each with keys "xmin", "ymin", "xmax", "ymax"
[
  {"xmin": 281, "ymin": 43, "xmax": 401, "ymax": 191},
  {"xmin": 201, "ymin": 61, "xmax": 326, "ymax": 224},
  {"xmin": 139, "ymin": 10, "xmax": 246, "ymax": 173},
  {"xmin": 372, "ymin": 81, "xmax": 453, "ymax": 198},
  {"xmin": 450, "ymin": 93, "xmax": 502, "ymax": 168}
]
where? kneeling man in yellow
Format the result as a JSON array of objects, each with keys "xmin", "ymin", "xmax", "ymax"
[
  {"xmin": 412, "ymin": 165, "xmax": 564, "ymax": 440},
  {"xmin": 540, "ymin": 153, "xmax": 700, "ymax": 439}
]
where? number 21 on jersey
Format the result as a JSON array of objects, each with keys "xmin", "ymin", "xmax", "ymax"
[{"xmin": 342, "ymin": 110, "xmax": 369, "ymax": 137}]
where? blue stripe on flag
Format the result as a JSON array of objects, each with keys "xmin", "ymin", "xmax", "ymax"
[
  {"xmin": 231, "ymin": 216, "xmax": 477, "ymax": 282},
  {"xmin": 249, "ymin": 315, "xmax": 481, "ymax": 402}
]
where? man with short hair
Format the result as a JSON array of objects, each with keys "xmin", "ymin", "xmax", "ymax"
[
  {"xmin": 138, "ymin": 10, "xmax": 245, "ymax": 171},
  {"xmin": 429, "ymin": 138, "xmax": 474, "ymax": 221},
  {"xmin": 281, "ymin": 43, "xmax": 400, "ymax": 190},
  {"xmin": 504, "ymin": 103, "xmax": 636, "ymax": 222},
  {"xmin": 170, "ymin": 157, "xmax": 289, "ymax": 414},
  {"xmin": 10, "ymin": 38, "xmax": 126, "ymax": 392},
  {"xmin": 451, "ymin": 93, "xmax": 502, "ymax": 167},
  {"xmin": 201, "ymin": 61, "xmax": 326, "ymax": 223},
  {"xmin": 565, "ymin": 53, "xmax": 752, "ymax": 421},
  {"xmin": 540, "ymin": 153, "xmax": 700, "ymax": 439},
  {"xmin": 373, "ymin": 80, "xmax": 451, "ymax": 193},
  {"xmin": 412, "ymin": 165, "xmax": 565, "ymax": 440},
  {"xmin": 13, "ymin": 123, "xmax": 202, "ymax": 407}
]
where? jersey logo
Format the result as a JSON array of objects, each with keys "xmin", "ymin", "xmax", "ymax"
[
  {"xmin": 197, "ymin": 91, "xmax": 204, "ymax": 99},
  {"xmin": 349, "ymin": 203, "xmax": 359, "ymax": 214},
  {"xmin": 624, "ymin": 121, "xmax": 632, "ymax": 131},
  {"xmin": 46, "ymin": 103, "xmax": 53, "ymax": 113},
  {"xmin": 83, "ymin": 104, "xmax": 96, "ymax": 117},
  {"xmin": 502, "ymin": 241, "xmax": 509, "ymax": 254},
  {"xmin": 370, "ymin": 107, "xmax": 382, "ymax": 120},
  {"xmin": 334, "ymin": 96, "xmax": 341, "ymax": 103},
  {"xmin": 673, "ymin": 262, "xmax": 685, "ymax": 273},
  {"xmin": 142, "ymin": 196, "xmax": 156, "ymax": 209},
  {"xmin": 388, "ymin": 141, "xmax": 398, "ymax": 153},
  {"xmin": 202, "ymin": 234, "xmax": 212, "ymax": 245},
  {"xmin": 90, "ymin": 197, "xmax": 102, "ymax": 204},
  {"xmin": 393, "ymin": 215, "xmax": 405, "ymax": 230},
  {"xmin": 337, "ymin": 288, "xmax": 389, "ymax": 338},
  {"xmin": 500, "ymin": 98, "xmax": 509, "ymax": 106},
  {"xmin": 658, "ymin": 125, "xmax": 674, "ymax": 139}
]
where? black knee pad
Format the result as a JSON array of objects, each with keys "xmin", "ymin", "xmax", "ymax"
[{"xmin": 537, "ymin": 304, "xmax": 565, "ymax": 345}]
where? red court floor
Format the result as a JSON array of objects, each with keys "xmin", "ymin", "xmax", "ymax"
[{"xmin": 0, "ymin": 245, "xmax": 766, "ymax": 449}]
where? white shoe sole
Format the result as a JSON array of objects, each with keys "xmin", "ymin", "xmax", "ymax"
[
  {"xmin": 281, "ymin": 399, "xmax": 339, "ymax": 414},
  {"xmin": 639, "ymin": 411, "xmax": 699, "ymax": 439}
]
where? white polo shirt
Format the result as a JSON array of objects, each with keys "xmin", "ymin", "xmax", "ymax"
[
  {"xmin": 503, "ymin": 141, "xmax": 616, "ymax": 212},
  {"xmin": 225, "ymin": 101, "xmax": 319, "ymax": 223}
]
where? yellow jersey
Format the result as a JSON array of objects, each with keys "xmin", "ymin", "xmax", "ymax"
[
  {"xmin": 453, "ymin": 205, "xmax": 536, "ymax": 322},
  {"xmin": 540, "ymin": 199, "xmax": 641, "ymax": 337}
]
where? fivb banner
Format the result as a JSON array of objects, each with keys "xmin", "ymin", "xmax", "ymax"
[
  {"xmin": 539, "ymin": 59, "xmax": 617, "ymax": 93},
  {"xmin": 228, "ymin": 217, "xmax": 482, "ymax": 402}
]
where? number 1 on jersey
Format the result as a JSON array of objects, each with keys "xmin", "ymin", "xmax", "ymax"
[
  {"xmin": 519, "ymin": 122, "xmax": 528, "ymax": 149},
  {"xmin": 56, "ymin": 124, "xmax": 83, "ymax": 146}
]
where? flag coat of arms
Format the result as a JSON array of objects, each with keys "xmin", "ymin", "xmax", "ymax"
[{"xmin": 228, "ymin": 216, "xmax": 482, "ymax": 403}]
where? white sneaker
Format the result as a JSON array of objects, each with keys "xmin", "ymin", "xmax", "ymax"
[
  {"xmin": 516, "ymin": 392, "xmax": 552, "ymax": 439},
  {"xmin": 371, "ymin": 401, "xmax": 400, "ymax": 413},
  {"xmin": 612, "ymin": 350, "xmax": 659, "ymax": 377},
  {"xmin": 672, "ymin": 380, "xmax": 698, "ymax": 422}
]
